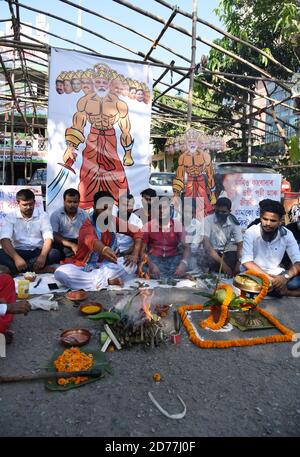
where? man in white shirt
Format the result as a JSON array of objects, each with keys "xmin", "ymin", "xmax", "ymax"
[
  {"xmin": 50, "ymin": 188, "xmax": 88, "ymax": 259},
  {"xmin": 202, "ymin": 197, "xmax": 243, "ymax": 276},
  {"xmin": 241, "ymin": 199, "xmax": 300, "ymax": 297},
  {"xmin": 0, "ymin": 189, "xmax": 60, "ymax": 275},
  {"xmin": 116, "ymin": 193, "xmax": 143, "ymax": 256}
]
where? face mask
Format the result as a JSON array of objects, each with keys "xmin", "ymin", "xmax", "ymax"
[
  {"xmin": 215, "ymin": 212, "xmax": 228, "ymax": 224},
  {"xmin": 297, "ymin": 221, "xmax": 300, "ymax": 230}
]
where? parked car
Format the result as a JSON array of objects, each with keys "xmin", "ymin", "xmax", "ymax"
[{"xmin": 149, "ymin": 172, "xmax": 175, "ymax": 197}]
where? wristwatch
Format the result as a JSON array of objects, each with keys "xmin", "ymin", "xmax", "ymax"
[{"xmin": 284, "ymin": 273, "xmax": 291, "ymax": 280}]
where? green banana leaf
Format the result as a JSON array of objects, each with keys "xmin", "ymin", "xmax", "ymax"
[
  {"xmin": 87, "ymin": 311, "xmax": 120, "ymax": 322},
  {"xmin": 45, "ymin": 348, "xmax": 112, "ymax": 391},
  {"xmin": 193, "ymin": 291, "xmax": 214, "ymax": 298}
]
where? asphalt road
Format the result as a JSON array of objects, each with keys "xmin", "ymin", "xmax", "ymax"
[{"xmin": 1, "ymin": 288, "xmax": 300, "ymax": 437}]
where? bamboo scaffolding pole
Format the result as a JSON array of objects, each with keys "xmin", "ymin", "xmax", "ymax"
[
  {"xmin": 113, "ymin": 0, "xmax": 292, "ymax": 93},
  {"xmin": 154, "ymin": 0, "xmax": 294, "ymax": 75},
  {"xmin": 59, "ymin": 0, "xmax": 190, "ymax": 64},
  {"xmin": 19, "ymin": 21, "xmax": 101, "ymax": 56},
  {"xmin": 143, "ymin": 7, "xmax": 178, "ymax": 61},
  {"xmin": 187, "ymin": 0, "xmax": 197, "ymax": 127},
  {"xmin": 8, "ymin": 0, "xmax": 38, "ymax": 126},
  {"xmin": 153, "ymin": 60, "xmax": 174, "ymax": 88},
  {"xmin": 214, "ymin": 73, "xmax": 299, "ymax": 114},
  {"xmin": 0, "ymin": 55, "xmax": 33, "ymax": 134},
  {"xmin": 14, "ymin": 1, "xmax": 146, "ymax": 59},
  {"xmin": 154, "ymin": 71, "xmax": 191, "ymax": 102},
  {"xmin": 195, "ymin": 77, "xmax": 296, "ymax": 131}
]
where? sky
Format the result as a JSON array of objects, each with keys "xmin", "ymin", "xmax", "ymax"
[{"xmin": 0, "ymin": 0, "xmax": 223, "ymax": 92}]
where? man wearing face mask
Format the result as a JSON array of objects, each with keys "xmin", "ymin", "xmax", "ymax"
[
  {"xmin": 54, "ymin": 191, "xmax": 143, "ymax": 290},
  {"xmin": 242, "ymin": 199, "xmax": 300, "ymax": 297},
  {"xmin": 202, "ymin": 197, "xmax": 243, "ymax": 276}
]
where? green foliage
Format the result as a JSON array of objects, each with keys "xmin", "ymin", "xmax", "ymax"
[{"xmin": 289, "ymin": 135, "xmax": 300, "ymax": 163}]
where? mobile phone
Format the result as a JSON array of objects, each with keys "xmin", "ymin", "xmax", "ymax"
[{"xmin": 48, "ymin": 283, "xmax": 59, "ymax": 290}]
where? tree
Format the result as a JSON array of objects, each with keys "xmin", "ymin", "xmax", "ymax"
[{"xmin": 194, "ymin": 0, "xmax": 300, "ymax": 163}]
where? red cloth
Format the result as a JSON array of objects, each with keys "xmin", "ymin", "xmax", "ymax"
[
  {"xmin": 143, "ymin": 219, "xmax": 186, "ymax": 257},
  {"xmin": 78, "ymin": 127, "xmax": 129, "ymax": 209},
  {"xmin": 0, "ymin": 274, "xmax": 15, "ymax": 333},
  {"xmin": 185, "ymin": 175, "xmax": 214, "ymax": 216},
  {"xmin": 62, "ymin": 217, "xmax": 143, "ymax": 267}
]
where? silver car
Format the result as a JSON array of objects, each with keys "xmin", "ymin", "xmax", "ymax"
[{"xmin": 149, "ymin": 172, "xmax": 175, "ymax": 197}]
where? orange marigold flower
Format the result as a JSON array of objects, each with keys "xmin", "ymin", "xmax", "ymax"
[{"xmin": 153, "ymin": 372, "xmax": 161, "ymax": 382}]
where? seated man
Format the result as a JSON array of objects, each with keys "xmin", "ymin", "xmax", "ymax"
[
  {"xmin": 142, "ymin": 196, "xmax": 190, "ymax": 279},
  {"xmin": 241, "ymin": 199, "xmax": 300, "ymax": 297},
  {"xmin": 0, "ymin": 274, "xmax": 31, "ymax": 343},
  {"xmin": 202, "ymin": 197, "xmax": 243, "ymax": 276},
  {"xmin": 116, "ymin": 193, "xmax": 143, "ymax": 256},
  {"xmin": 50, "ymin": 188, "xmax": 88, "ymax": 259},
  {"xmin": 134, "ymin": 188, "xmax": 157, "ymax": 225},
  {"xmin": 54, "ymin": 191, "xmax": 143, "ymax": 290},
  {"xmin": 0, "ymin": 189, "xmax": 60, "ymax": 275}
]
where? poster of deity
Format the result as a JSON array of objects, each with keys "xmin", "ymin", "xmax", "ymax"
[{"xmin": 47, "ymin": 48, "xmax": 152, "ymax": 212}]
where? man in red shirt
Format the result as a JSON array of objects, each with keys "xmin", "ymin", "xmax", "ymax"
[
  {"xmin": 0, "ymin": 274, "xmax": 31, "ymax": 343},
  {"xmin": 54, "ymin": 191, "xmax": 143, "ymax": 290},
  {"xmin": 142, "ymin": 197, "xmax": 190, "ymax": 279}
]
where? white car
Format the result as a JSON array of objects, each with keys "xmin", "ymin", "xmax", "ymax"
[{"xmin": 149, "ymin": 172, "xmax": 175, "ymax": 197}]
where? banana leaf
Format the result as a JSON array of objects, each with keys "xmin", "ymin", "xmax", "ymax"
[
  {"xmin": 87, "ymin": 311, "xmax": 121, "ymax": 323},
  {"xmin": 45, "ymin": 348, "xmax": 112, "ymax": 391},
  {"xmin": 193, "ymin": 291, "xmax": 214, "ymax": 298}
]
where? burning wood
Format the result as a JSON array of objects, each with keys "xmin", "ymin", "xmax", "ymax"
[{"xmin": 113, "ymin": 288, "xmax": 169, "ymax": 347}]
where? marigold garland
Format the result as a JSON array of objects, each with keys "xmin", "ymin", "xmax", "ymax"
[
  {"xmin": 244, "ymin": 269, "xmax": 270, "ymax": 304},
  {"xmin": 178, "ymin": 304, "xmax": 295, "ymax": 349},
  {"xmin": 54, "ymin": 347, "xmax": 94, "ymax": 386},
  {"xmin": 200, "ymin": 284, "xmax": 233, "ymax": 330}
]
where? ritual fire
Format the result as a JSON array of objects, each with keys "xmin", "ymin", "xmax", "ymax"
[{"xmin": 112, "ymin": 288, "xmax": 170, "ymax": 348}]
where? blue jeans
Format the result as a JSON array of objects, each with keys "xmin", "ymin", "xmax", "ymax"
[
  {"xmin": 0, "ymin": 248, "xmax": 61, "ymax": 275},
  {"xmin": 287, "ymin": 274, "xmax": 300, "ymax": 290},
  {"xmin": 149, "ymin": 254, "xmax": 181, "ymax": 279}
]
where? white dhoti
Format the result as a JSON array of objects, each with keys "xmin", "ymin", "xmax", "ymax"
[{"xmin": 54, "ymin": 257, "xmax": 136, "ymax": 290}]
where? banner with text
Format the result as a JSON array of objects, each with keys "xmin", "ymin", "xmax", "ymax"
[{"xmin": 217, "ymin": 173, "xmax": 281, "ymax": 229}]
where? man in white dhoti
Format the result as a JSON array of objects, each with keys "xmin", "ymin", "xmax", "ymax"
[{"xmin": 54, "ymin": 191, "xmax": 143, "ymax": 290}]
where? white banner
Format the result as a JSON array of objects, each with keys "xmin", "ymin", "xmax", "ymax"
[
  {"xmin": 217, "ymin": 173, "xmax": 281, "ymax": 229},
  {"xmin": 47, "ymin": 48, "xmax": 152, "ymax": 213}
]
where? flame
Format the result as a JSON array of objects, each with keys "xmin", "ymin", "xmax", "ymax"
[
  {"xmin": 140, "ymin": 288, "xmax": 154, "ymax": 321},
  {"xmin": 138, "ymin": 254, "xmax": 151, "ymax": 280}
]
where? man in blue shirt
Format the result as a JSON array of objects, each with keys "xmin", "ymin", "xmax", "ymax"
[{"xmin": 50, "ymin": 188, "xmax": 88, "ymax": 260}]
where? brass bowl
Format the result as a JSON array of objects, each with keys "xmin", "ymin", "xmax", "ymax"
[
  {"xmin": 233, "ymin": 277, "xmax": 261, "ymax": 294},
  {"xmin": 80, "ymin": 303, "xmax": 102, "ymax": 315},
  {"xmin": 60, "ymin": 328, "xmax": 91, "ymax": 347},
  {"xmin": 65, "ymin": 290, "xmax": 88, "ymax": 302}
]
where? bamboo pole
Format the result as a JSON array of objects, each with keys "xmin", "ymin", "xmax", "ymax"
[
  {"xmin": 187, "ymin": 0, "xmax": 197, "ymax": 127},
  {"xmin": 154, "ymin": 0, "xmax": 294, "ymax": 75},
  {"xmin": 143, "ymin": 7, "xmax": 178, "ymax": 61},
  {"xmin": 59, "ymin": 0, "xmax": 190, "ymax": 63},
  {"xmin": 214, "ymin": 74, "xmax": 299, "ymax": 114},
  {"xmin": 112, "ymin": 0, "xmax": 292, "ymax": 93},
  {"xmin": 153, "ymin": 60, "xmax": 175, "ymax": 88},
  {"xmin": 247, "ymin": 93, "xmax": 253, "ymax": 163},
  {"xmin": 14, "ymin": 1, "xmax": 145, "ymax": 59}
]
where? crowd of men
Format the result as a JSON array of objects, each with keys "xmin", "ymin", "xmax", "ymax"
[{"xmin": 0, "ymin": 187, "xmax": 300, "ymax": 342}]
